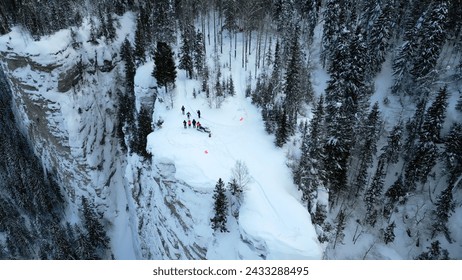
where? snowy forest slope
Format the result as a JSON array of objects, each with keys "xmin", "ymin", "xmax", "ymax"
[{"xmin": 0, "ymin": 0, "xmax": 461, "ymax": 259}]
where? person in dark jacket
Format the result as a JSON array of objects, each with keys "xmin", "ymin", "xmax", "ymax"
[
  {"xmin": 197, "ymin": 110, "xmax": 201, "ymax": 118},
  {"xmin": 181, "ymin": 105, "xmax": 185, "ymax": 115},
  {"xmin": 183, "ymin": 120, "xmax": 187, "ymax": 128},
  {"xmin": 187, "ymin": 112, "xmax": 191, "ymax": 119},
  {"xmin": 192, "ymin": 119, "xmax": 196, "ymax": 128}
]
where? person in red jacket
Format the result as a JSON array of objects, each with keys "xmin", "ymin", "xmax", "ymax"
[{"xmin": 188, "ymin": 119, "xmax": 191, "ymax": 127}]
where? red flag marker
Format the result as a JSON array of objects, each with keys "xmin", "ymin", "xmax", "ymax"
[
  {"xmin": 204, "ymin": 150, "xmax": 208, "ymax": 154},
  {"xmin": 240, "ymin": 117, "xmax": 244, "ymax": 121}
]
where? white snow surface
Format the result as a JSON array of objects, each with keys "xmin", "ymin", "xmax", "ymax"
[
  {"xmin": 1, "ymin": 12, "xmax": 322, "ymax": 260},
  {"xmin": 145, "ymin": 71, "xmax": 322, "ymax": 259}
]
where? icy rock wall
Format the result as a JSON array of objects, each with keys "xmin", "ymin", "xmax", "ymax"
[
  {"xmin": 0, "ymin": 43, "xmax": 209, "ymax": 260},
  {"xmin": 126, "ymin": 159, "xmax": 209, "ymax": 259}
]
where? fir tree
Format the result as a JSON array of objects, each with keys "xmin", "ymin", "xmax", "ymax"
[
  {"xmin": 410, "ymin": 1, "xmax": 448, "ymax": 80},
  {"xmin": 97, "ymin": 9, "xmax": 108, "ymax": 39},
  {"xmin": 323, "ymin": 104, "xmax": 352, "ymax": 205},
  {"xmin": 275, "ymin": 109, "xmax": 289, "ymax": 147},
  {"xmin": 152, "ymin": 41, "xmax": 177, "ymax": 92},
  {"xmin": 134, "ymin": 12, "xmax": 146, "ymax": 63},
  {"xmin": 228, "ymin": 76, "xmax": 235, "ymax": 97},
  {"xmin": 385, "ymin": 175, "xmax": 406, "ymax": 204},
  {"xmin": 121, "ymin": 39, "xmax": 135, "ymax": 96},
  {"xmin": 118, "ymin": 39, "xmax": 137, "ymax": 151},
  {"xmin": 405, "ymin": 141, "xmax": 438, "ymax": 188},
  {"xmin": 353, "ymin": 159, "xmax": 369, "ymax": 198},
  {"xmin": 323, "ymin": 26, "xmax": 370, "ymax": 204},
  {"xmin": 368, "ymin": 3, "xmax": 394, "ymax": 76},
  {"xmin": 263, "ymin": 106, "xmax": 278, "ymax": 135},
  {"xmin": 51, "ymin": 222, "xmax": 77, "ymax": 260},
  {"xmin": 381, "ymin": 122, "xmax": 403, "ymax": 167},
  {"xmin": 352, "ymin": 103, "xmax": 382, "ymax": 195},
  {"xmin": 364, "ymin": 160, "xmax": 385, "ymax": 227},
  {"xmin": 443, "ymin": 123, "xmax": 462, "ymax": 183},
  {"xmin": 431, "ymin": 185, "xmax": 455, "ymax": 240},
  {"xmin": 179, "ymin": 29, "xmax": 194, "ymax": 78},
  {"xmin": 415, "ymin": 241, "xmax": 450, "ymax": 260},
  {"xmin": 194, "ymin": 30, "xmax": 205, "ymax": 78},
  {"xmin": 403, "ymin": 99, "xmax": 426, "ymax": 161},
  {"xmin": 223, "ymin": 0, "xmax": 238, "ymax": 31},
  {"xmin": 273, "ymin": 0, "xmax": 297, "ymax": 46},
  {"xmin": 135, "ymin": 105, "xmax": 153, "ymax": 159},
  {"xmin": 211, "ymin": 178, "xmax": 228, "ymax": 232},
  {"xmin": 81, "ymin": 196, "xmax": 110, "ymax": 259},
  {"xmin": 321, "ymin": 0, "xmax": 342, "ymax": 68},
  {"xmin": 283, "ymin": 26, "xmax": 304, "ymax": 131},
  {"xmin": 393, "ymin": 1, "xmax": 448, "ymax": 96},
  {"xmin": 406, "ymin": 87, "xmax": 448, "ymax": 187},
  {"xmin": 271, "ymin": 40, "xmax": 282, "ymax": 85},
  {"xmin": 88, "ymin": 18, "xmax": 99, "ymax": 44},
  {"xmin": 299, "ymin": 0, "xmax": 319, "ymax": 44},
  {"xmin": 391, "ymin": 30, "xmax": 418, "ymax": 95},
  {"xmin": 309, "ymin": 99, "xmax": 327, "ymax": 165},
  {"xmin": 152, "ymin": 0, "xmax": 176, "ymax": 44},
  {"xmin": 383, "ymin": 221, "xmax": 396, "ymax": 244},
  {"xmin": 202, "ymin": 64, "xmax": 210, "ymax": 94},
  {"xmin": 312, "ymin": 202, "xmax": 327, "ymax": 226},
  {"xmin": 420, "ymin": 87, "xmax": 449, "ymax": 143},
  {"xmin": 360, "ymin": 0, "xmax": 381, "ymax": 32},
  {"xmin": 228, "ymin": 178, "xmax": 243, "ymax": 219},
  {"xmin": 294, "ymin": 96, "xmax": 325, "ymax": 211},
  {"xmin": 456, "ymin": 94, "xmax": 462, "ymax": 112},
  {"xmin": 105, "ymin": 13, "xmax": 116, "ymax": 43},
  {"xmin": 294, "ymin": 121, "xmax": 311, "ymax": 201},
  {"xmin": 447, "ymin": 0, "xmax": 462, "ymax": 37}
]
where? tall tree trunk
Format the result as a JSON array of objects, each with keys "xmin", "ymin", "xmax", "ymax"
[
  {"xmin": 242, "ymin": 31, "xmax": 245, "ymax": 68},
  {"xmin": 234, "ymin": 31, "xmax": 237, "ymax": 59},
  {"xmin": 229, "ymin": 31, "xmax": 232, "ymax": 70}
]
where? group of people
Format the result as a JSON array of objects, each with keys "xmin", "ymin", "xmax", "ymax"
[
  {"xmin": 181, "ymin": 105, "xmax": 210, "ymax": 137},
  {"xmin": 183, "ymin": 119, "xmax": 202, "ymax": 129},
  {"xmin": 181, "ymin": 106, "xmax": 200, "ymax": 118},
  {"xmin": 181, "ymin": 105, "xmax": 202, "ymax": 128}
]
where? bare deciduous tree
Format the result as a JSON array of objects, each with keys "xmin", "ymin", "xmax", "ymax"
[{"xmin": 231, "ymin": 160, "xmax": 252, "ymax": 194}]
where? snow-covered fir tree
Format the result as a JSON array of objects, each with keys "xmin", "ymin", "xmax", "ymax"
[
  {"xmin": 211, "ymin": 178, "xmax": 229, "ymax": 233},
  {"xmin": 152, "ymin": 41, "xmax": 177, "ymax": 92}
]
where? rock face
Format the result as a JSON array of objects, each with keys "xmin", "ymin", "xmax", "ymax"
[
  {"xmin": 0, "ymin": 40, "xmax": 209, "ymax": 259},
  {"xmin": 127, "ymin": 160, "xmax": 210, "ymax": 259}
]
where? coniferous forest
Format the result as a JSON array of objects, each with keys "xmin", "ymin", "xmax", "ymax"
[{"xmin": 0, "ymin": 0, "xmax": 461, "ymax": 260}]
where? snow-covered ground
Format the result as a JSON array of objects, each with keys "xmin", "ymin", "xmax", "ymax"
[
  {"xmin": 143, "ymin": 67, "xmax": 322, "ymax": 259},
  {"xmin": 0, "ymin": 12, "xmax": 322, "ymax": 259}
]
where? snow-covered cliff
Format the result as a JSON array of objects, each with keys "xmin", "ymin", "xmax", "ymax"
[{"xmin": 0, "ymin": 14, "xmax": 322, "ymax": 260}]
